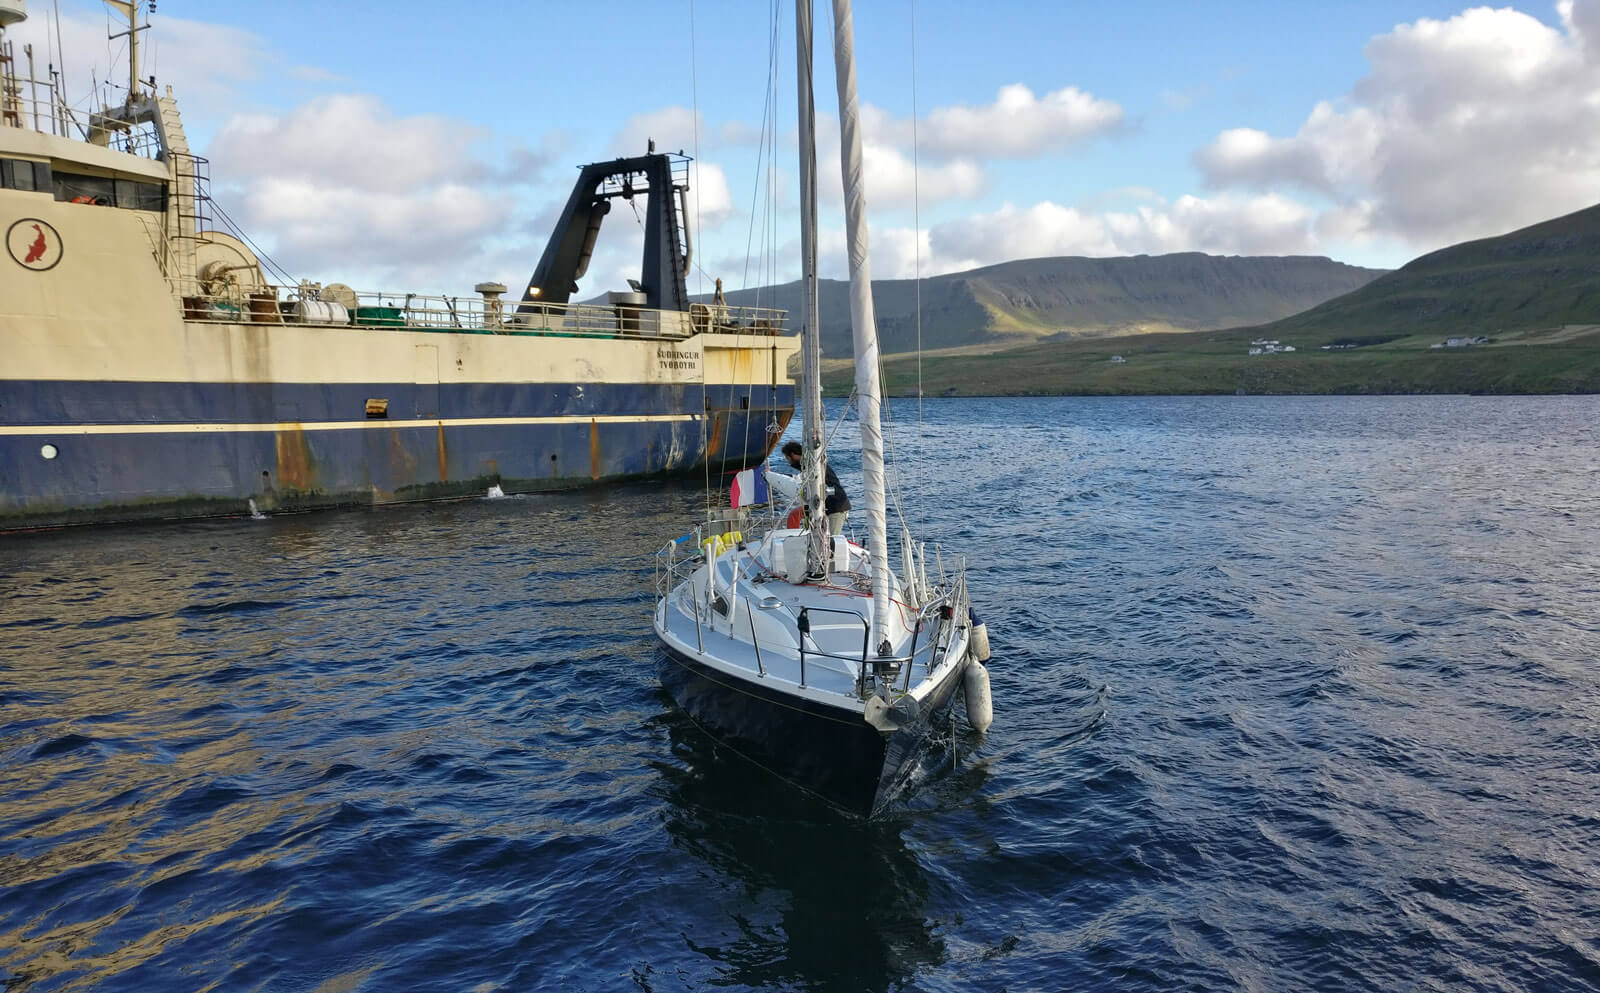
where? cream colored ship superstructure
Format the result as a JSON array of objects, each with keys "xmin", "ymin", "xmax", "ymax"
[{"xmin": 0, "ymin": 0, "xmax": 796, "ymax": 529}]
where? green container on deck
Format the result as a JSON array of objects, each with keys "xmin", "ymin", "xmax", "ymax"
[{"xmin": 354, "ymin": 306, "xmax": 405, "ymax": 327}]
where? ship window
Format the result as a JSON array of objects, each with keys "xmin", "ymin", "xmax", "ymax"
[
  {"xmin": 6, "ymin": 160, "xmax": 33, "ymax": 191},
  {"xmin": 51, "ymin": 170, "xmax": 165, "ymax": 211},
  {"xmin": 114, "ymin": 178, "xmax": 166, "ymax": 212},
  {"xmin": 55, "ymin": 172, "xmax": 115, "ymax": 206},
  {"xmin": 0, "ymin": 158, "xmax": 47, "ymax": 193}
]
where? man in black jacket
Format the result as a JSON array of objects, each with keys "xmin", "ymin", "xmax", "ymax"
[{"xmin": 781, "ymin": 440, "xmax": 850, "ymax": 533}]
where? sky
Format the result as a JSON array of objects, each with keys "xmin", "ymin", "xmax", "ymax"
[{"xmin": 9, "ymin": 0, "xmax": 1600, "ymax": 301}]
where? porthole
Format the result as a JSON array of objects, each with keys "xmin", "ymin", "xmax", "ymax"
[{"xmin": 40, "ymin": 444, "xmax": 58, "ymax": 460}]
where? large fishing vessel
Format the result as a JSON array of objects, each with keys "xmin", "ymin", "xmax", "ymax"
[{"xmin": 0, "ymin": 0, "xmax": 796, "ymax": 530}]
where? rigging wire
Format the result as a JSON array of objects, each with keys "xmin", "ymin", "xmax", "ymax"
[
  {"xmin": 878, "ymin": 0, "xmax": 933, "ymax": 544},
  {"xmin": 211, "ymin": 199, "xmax": 298, "ymax": 286},
  {"xmin": 752, "ymin": 0, "xmax": 785, "ymax": 465},
  {"xmin": 852, "ymin": 1, "xmax": 928, "ymax": 550},
  {"xmin": 688, "ymin": 0, "xmax": 714, "ymax": 512},
  {"xmin": 689, "ymin": 0, "xmax": 703, "ymax": 301},
  {"xmin": 52, "ymin": 0, "xmax": 78, "ymax": 136},
  {"xmin": 910, "ymin": 0, "xmax": 924, "ymax": 426},
  {"xmin": 725, "ymin": 0, "xmax": 783, "ymax": 481},
  {"xmin": 45, "ymin": 0, "xmax": 57, "ymax": 108},
  {"xmin": 768, "ymin": 1, "xmax": 782, "ymax": 301},
  {"xmin": 714, "ymin": 0, "xmax": 785, "ymax": 511},
  {"xmin": 823, "ymin": 389, "xmax": 856, "ymax": 453},
  {"xmin": 740, "ymin": 0, "xmax": 782, "ymax": 299}
]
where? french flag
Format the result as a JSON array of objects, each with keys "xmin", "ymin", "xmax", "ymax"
[{"xmin": 729, "ymin": 466, "xmax": 771, "ymax": 508}]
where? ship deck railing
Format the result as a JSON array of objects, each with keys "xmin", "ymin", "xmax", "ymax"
[
  {"xmin": 655, "ymin": 513, "xmax": 968, "ymax": 700},
  {"xmin": 172, "ymin": 282, "xmax": 789, "ymax": 341},
  {"xmin": 0, "ymin": 67, "xmax": 165, "ymax": 154}
]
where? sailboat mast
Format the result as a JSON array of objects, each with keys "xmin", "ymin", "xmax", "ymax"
[
  {"xmin": 828, "ymin": 0, "xmax": 892, "ymax": 648},
  {"xmin": 795, "ymin": 0, "xmax": 829, "ymax": 575}
]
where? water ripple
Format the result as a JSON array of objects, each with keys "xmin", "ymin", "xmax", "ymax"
[{"xmin": 3, "ymin": 397, "xmax": 1600, "ymax": 991}]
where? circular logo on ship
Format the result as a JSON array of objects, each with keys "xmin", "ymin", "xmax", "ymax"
[{"xmin": 6, "ymin": 218, "xmax": 64, "ymax": 272}]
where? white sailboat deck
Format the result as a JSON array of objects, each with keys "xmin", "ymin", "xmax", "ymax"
[{"xmin": 656, "ymin": 527, "xmax": 966, "ymax": 706}]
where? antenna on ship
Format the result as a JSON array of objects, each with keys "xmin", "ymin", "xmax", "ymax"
[{"xmin": 102, "ymin": 0, "xmax": 148, "ymax": 105}]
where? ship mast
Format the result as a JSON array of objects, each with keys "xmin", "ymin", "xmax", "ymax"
[{"xmin": 103, "ymin": 0, "xmax": 144, "ymax": 106}]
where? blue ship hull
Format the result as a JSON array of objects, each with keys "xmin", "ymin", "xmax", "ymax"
[{"xmin": 1, "ymin": 378, "xmax": 794, "ymax": 529}]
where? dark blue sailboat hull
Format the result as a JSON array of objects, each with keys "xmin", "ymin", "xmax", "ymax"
[{"xmin": 658, "ymin": 643, "xmax": 966, "ymax": 817}]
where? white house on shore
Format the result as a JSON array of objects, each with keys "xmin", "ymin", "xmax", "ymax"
[{"xmin": 1249, "ymin": 339, "xmax": 1296, "ymax": 356}]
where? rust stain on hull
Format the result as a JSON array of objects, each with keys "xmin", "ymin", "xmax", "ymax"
[
  {"xmin": 275, "ymin": 425, "xmax": 317, "ymax": 491},
  {"xmin": 436, "ymin": 423, "xmax": 448, "ymax": 482},
  {"xmin": 705, "ymin": 413, "xmax": 728, "ymax": 459},
  {"xmin": 589, "ymin": 418, "xmax": 601, "ymax": 480},
  {"xmin": 381, "ymin": 429, "xmax": 419, "ymax": 503}
]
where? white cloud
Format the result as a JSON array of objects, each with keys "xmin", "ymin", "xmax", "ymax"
[
  {"xmin": 717, "ymin": 120, "xmax": 766, "ymax": 146},
  {"xmin": 811, "ymin": 114, "xmax": 985, "ymax": 209},
  {"xmin": 1194, "ymin": 123, "xmax": 1352, "ymax": 195},
  {"xmin": 210, "ymin": 95, "xmax": 490, "ymax": 193},
  {"xmin": 610, "ymin": 106, "xmax": 702, "ymax": 157},
  {"xmin": 1196, "ymin": 4, "xmax": 1600, "ymax": 248},
  {"xmin": 686, "ymin": 161, "xmax": 734, "ymax": 229},
  {"xmin": 146, "ymin": 16, "xmax": 273, "ymax": 94},
  {"xmin": 205, "ymin": 93, "xmax": 564, "ymax": 290},
  {"xmin": 8, "ymin": 12, "xmax": 536, "ymax": 288},
  {"xmin": 917, "ymin": 83, "xmax": 1125, "ymax": 159},
  {"xmin": 1570, "ymin": 0, "xmax": 1600, "ymax": 51},
  {"xmin": 10, "ymin": 7, "xmax": 290, "ymax": 129},
  {"xmin": 815, "ymin": 139, "xmax": 984, "ymax": 210},
  {"xmin": 904, "ymin": 193, "xmax": 1319, "ymax": 277},
  {"xmin": 611, "ymin": 82, "xmax": 1122, "ymax": 251},
  {"xmin": 855, "ymin": 225, "xmax": 967, "ymax": 281},
  {"xmin": 930, "ymin": 202, "xmax": 1119, "ymax": 267},
  {"xmin": 600, "ymin": 111, "xmax": 747, "ymax": 236},
  {"xmin": 1109, "ymin": 194, "xmax": 1320, "ymax": 256},
  {"xmin": 233, "ymin": 177, "xmax": 504, "ymax": 277},
  {"xmin": 802, "ymin": 82, "xmax": 1122, "ymax": 212},
  {"xmin": 864, "ymin": 144, "xmax": 984, "ymax": 205}
]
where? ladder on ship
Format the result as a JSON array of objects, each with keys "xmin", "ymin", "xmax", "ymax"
[{"xmin": 151, "ymin": 91, "xmax": 210, "ymax": 292}]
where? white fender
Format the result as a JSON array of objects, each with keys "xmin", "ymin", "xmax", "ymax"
[
  {"xmin": 963, "ymin": 660, "xmax": 993, "ymax": 732},
  {"xmin": 969, "ymin": 621, "xmax": 992, "ymax": 663}
]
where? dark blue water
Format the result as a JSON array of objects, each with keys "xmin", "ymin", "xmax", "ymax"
[{"xmin": 4, "ymin": 396, "xmax": 1599, "ymax": 992}]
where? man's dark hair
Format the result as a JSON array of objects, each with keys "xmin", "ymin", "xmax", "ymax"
[{"xmin": 781, "ymin": 441, "xmax": 803, "ymax": 458}]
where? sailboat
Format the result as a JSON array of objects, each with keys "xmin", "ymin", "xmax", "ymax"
[{"xmin": 653, "ymin": 0, "xmax": 993, "ymax": 817}]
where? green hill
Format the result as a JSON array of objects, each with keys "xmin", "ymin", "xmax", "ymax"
[
  {"xmin": 709, "ymin": 253, "xmax": 1384, "ymax": 356},
  {"xmin": 1250, "ymin": 202, "xmax": 1600, "ymax": 339},
  {"xmin": 819, "ymin": 203, "xmax": 1600, "ymax": 396}
]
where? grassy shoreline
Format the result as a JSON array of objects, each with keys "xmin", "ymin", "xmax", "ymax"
[{"xmin": 821, "ymin": 324, "xmax": 1600, "ymax": 397}]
